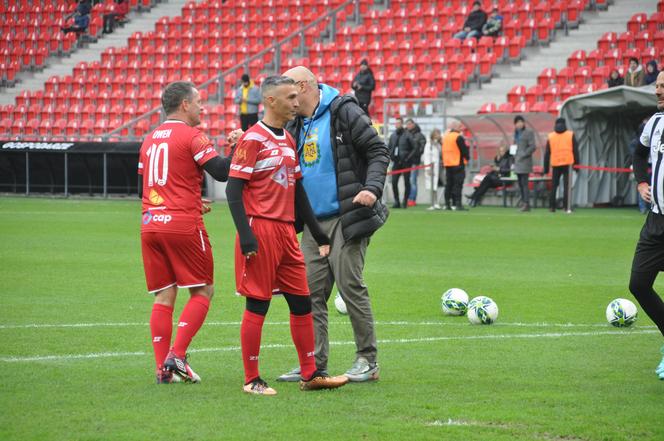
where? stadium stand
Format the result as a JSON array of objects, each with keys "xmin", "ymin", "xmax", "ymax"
[
  {"xmin": 0, "ymin": 0, "xmax": 660, "ymax": 142},
  {"xmin": 487, "ymin": 2, "xmax": 664, "ymax": 114}
]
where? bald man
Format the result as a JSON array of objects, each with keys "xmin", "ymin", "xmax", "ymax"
[{"xmin": 276, "ymin": 66, "xmax": 390, "ymax": 383}]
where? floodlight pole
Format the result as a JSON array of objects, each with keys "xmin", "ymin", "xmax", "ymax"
[
  {"xmin": 25, "ymin": 151, "xmax": 29, "ymax": 195},
  {"xmin": 103, "ymin": 153, "xmax": 108, "ymax": 198}
]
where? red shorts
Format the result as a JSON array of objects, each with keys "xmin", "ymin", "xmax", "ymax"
[
  {"xmin": 234, "ymin": 217, "xmax": 309, "ymax": 300},
  {"xmin": 141, "ymin": 229, "xmax": 213, "ymax": 294}
]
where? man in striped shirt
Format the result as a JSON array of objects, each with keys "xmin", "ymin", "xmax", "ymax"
[{"xmin": 630, "ymin": 71, "xmax": 664, "ymax": 380}]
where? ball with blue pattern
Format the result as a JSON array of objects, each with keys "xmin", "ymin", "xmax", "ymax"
[
  {"xmin": 467, "ymin": 296, "xmax": 499, "ymax": 325},
  {"xmin": 605, "ymin": 298, "xmax": 638, "ymax": 328},
  {"xmin": 441, "ymin": 288, "xmax": 469, "ymax": 316}
]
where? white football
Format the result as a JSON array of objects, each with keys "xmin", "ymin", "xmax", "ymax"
[
  {"xmin": 606, "ymin": 298, "xmax": 638, "ymax": 327},
  {"xmin": 441, "ymin": 288, "xmax": 469, "ymax": 316},
  {"xmin": 334, "ymin": 292, "xmax": 348, "ymax": 315},
  {"xmin": 467, "ymin": 296, "xmax": 499, "ymax": 325}
]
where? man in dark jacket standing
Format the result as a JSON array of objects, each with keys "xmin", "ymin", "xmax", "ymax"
[
  {"xmin": 388, "ymin": 117, "xmax": 417, "ymax": 208},
  {"xmin": 352, "ymin": 59, "xmax": 376, "ymax": 116},
  {"xmin": 543, "ymin": 117, "xmax": 579, "ymax": 213},
  {"xmin": 513, "ymin": 115, "xmax": 537, "ymax": 212},
  {"xmin": 406, "ymin": 118, "xmax": 426, "ymax": 207},
  {"xmin": 277, "ymin": 66, "xmax": 389, "ymax": 383}
]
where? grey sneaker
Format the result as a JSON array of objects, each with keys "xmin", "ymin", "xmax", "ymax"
[
  {"xmin": 277, "ymin": 366, "xmax": 329, "ymax": 382},
  {"xmin": 276, "ymin": 366, "xmax": 302, "ymax": 382},
  {"xmin": 343, "ymin": 357, "xmax": 379, "ymax": 382}
]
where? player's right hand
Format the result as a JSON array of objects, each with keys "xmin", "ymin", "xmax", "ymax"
[
  {"xmin": 638, "ymin": 182, "xmax": 652, "ymax": 203},
  {"xmin": 240, "ymin": 236, "xmax": 258, "ymax": 257}
]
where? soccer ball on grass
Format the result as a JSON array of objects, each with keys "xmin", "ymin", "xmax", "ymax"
[
  {"xmin": 334, "ymin": 292, "xmax": 348, "ymax": 315},
  {"xmin": 441, "ymin": 288, "xmax": 469, "ymax": 316},
  {"xmin": 605, "ymin": 298, "xmax": 638, "ymax": 327},
  {"xmin": 467, "ymin": 296, "xmax": 499, "ymax": 325}
]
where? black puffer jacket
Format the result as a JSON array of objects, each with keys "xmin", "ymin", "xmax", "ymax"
[
  {"xmin": 408, "ymin": 123, "xmax": 426, "ymax": 165},
  {"xmin": 286, "ymin": 94, "xmax": 390, "ymax": 241},
  {"xmin": 388, "ymin": 128, "xmax": 417, "ymax": 167}
]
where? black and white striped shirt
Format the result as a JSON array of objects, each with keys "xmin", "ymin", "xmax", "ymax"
[{"xmin": 639, "ymin": 112, "xmax": 664, "ymax": 215}]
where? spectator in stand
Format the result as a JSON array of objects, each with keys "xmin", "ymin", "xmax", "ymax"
[
  {"xmin": 482, "ymin": 7, "xmax": 503, "ymax": 37},
  {"xmin": 644, "ymin": 60, "xmax": 660, "ymax": 86},
  {"xmin": 351, "ymin": 59, "xmax": 376, "ymax": 116},
  {"xmin": 425, "ymin": 128, "xmax": 444, "ymax": 210},
  {"xmin": 405, "ymin": 118, "xmax": 426, "ymax": 207},
  {"xmin": 513, "ymin": 115, "xmax": 537, "ymax": 212},
  {"xmin": 103, "ymin": 0, "xmax": 129, "ymax": 34},
  {"xmin": 543, "ymin": 117, "xmax": 579, "ymax": 213},
  {"xmin": 61, "ymin": 0, "xmax": 92, "ymax": 35},
  {"xmin": 388, "ymin": 117, "xmax": 417, "ymax": 209},
  {"xmin": 442, "ymin": 120, "xmax": 470, "ymax": 211},
  {"xmin": 607, "ymin": 69, "xmax": 624, "ymax": 88},
  {"xmin": 453, "ymin": 1, "xmax": 487, "ymax": 40},
  {"xmin": 625, "ymin": 57, "xmax": 645, "ymax": 87},
  {"xmin": 234, "ymin": 74, "xmax": 262, "ymax": 131},
  {"xmin": 467, "ymin": 145, "xmax": 513, "ymax": 207}
]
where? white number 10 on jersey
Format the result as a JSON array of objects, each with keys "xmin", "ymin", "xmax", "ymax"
[{"xmin": 146, "ymin": 142, "xmax": 169, "ymax": 187}]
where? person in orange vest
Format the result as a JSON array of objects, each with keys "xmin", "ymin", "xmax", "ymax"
[
  {"xmin": 543, "ymin": 117, "xmax": 579, "ymax": 213},
  {"xmin": 442, "ymin": 120, "xmax": 470, "ymax": 210}
]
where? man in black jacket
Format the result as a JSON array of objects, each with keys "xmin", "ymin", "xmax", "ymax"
[
  {"xmin": 388, "ymin": 117, "xmax": 417, "ymax": 208},
  {"xmin": 405, "ymin": 118, "xmax": 426, "ymax": 206},
  {"xmin": 351, "ymin": 59, "xmax": 376, "ymax": 116},
  {"xmin": 276, "ymin": 66, "xmax": 389, "ymax": 383},
  {"xmin": 453, "ymin": 1, "xmax": 487, "ymax": 40}
]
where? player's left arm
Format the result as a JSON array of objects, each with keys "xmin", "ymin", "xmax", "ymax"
[
  {"xmin": 295, "ymin": 179, "xmax": 330, "ymax": 256},
  {"xmin": 343, "ymin": 102, "xmax": 390, "ymax": 205}
]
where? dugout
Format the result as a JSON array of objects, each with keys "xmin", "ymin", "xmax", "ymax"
[
  {"xmin": 559, "ymin": 85, "xmax": 657, "ymax": 207},
  {"xmin": 454, "ymin": 112, "xmax": 556, "ymax": 169},
  {"xmin": 0, "ymin": 140, "xmax": 141, "ymax": 196}
]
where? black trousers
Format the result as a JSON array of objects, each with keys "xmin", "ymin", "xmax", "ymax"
[
  {"xmin": 391, "ymin": 166, "xmax": 411, "ymax": 207},
  {"xmin": 517, "ymin": 173, "xmax": 530, "ymax": 206},
  {"xmin": 240, "ymin": 113, "xmax": 258, "ymax": 131},
  {"xmin": 472, "ymin": 172, "xmax": 503, "ymax": 203},
  {"xmin": 550, "ymin": 165, "xmax": 570, "ymax": 210},
  {"xmin": 444, "ymin": 166, "xmax": 465, "ymax": 207},
  {"xmin": 629, "ymin": 212, "xmax": 664, "ymax": 336}
]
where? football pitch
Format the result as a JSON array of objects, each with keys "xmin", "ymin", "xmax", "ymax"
[{"xmin": 1, "ymin": 196, "xmax": 663, "ymax": 441}]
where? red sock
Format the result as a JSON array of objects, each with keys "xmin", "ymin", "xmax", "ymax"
[
  {"xmin": 289, "ymin": 313, "xmax": 316, "ymax": 381},
  {"xmin": 150, "ymin": 303, "xmax": 173, "ymax": 370},
  {"xmin": 171, "ymin": 294, "xmax": 210, "ymax": 358},
  {"xmin": 241, "ymin": 310, "xmax": 265, "ymax": 384}
]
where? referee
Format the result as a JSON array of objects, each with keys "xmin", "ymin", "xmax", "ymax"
[{"xmin": 630, "ymin": 70, "xmax": 664, "ymax": 381}]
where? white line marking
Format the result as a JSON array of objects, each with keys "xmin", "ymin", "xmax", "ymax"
[
  {"xmin": 0, "ymin": 329, "xmax": 656, "ymax": 363},
  {"xmin": 0, "ymin": 320, "xmax": 656, "ymax": 330}
]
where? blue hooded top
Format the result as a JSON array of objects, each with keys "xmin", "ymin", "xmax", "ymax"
[{"xmin": 297, "ymin": 84, "xmax": 341, "ymax": 218}]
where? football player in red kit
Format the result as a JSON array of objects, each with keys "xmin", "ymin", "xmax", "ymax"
[
  {"xmin": 226, "ymin": 75, "xmax": 349, "ymax": 395},
  {"xmin": 139, "ymin": 81, "xmax": 238, "ymax": 384}
]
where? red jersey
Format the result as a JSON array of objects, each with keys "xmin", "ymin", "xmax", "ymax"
[
  {"xmin": 138, "ymin": 120, "xmax": 219, "ymax": 233},
  {"xmin": 229, "ymin": 121, "xmax": 301, "ymax": 222}
]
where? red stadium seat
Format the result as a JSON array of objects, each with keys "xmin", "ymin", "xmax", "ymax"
[
  {"xmin": 478, "ymin": 102, "xmax": 497, "ymax": 114},
  {"xmin": 537, "ymin": 68, "xmax": 557, "ymax": 88},
  {"xmin": 507, "ymin": 85, "xmax": 527, "ymax": 104}
]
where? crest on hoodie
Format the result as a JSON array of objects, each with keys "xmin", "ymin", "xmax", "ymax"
[{"xmin": 302, "ymin": 127, "xmax": 320, "ymax": 167}]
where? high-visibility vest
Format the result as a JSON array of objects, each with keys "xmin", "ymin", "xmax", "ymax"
[
  {"xmin": 442, "ymin": 131, "xmax": 465, "ymax": 167},
  {"xmin": 547, "ymin": 131, "xmax": 574, "ymax": 167}
]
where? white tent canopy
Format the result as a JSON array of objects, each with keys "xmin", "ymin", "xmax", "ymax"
[{"xmin": 560, "ymin": 85, "xmax": 657, "ymax": 207}]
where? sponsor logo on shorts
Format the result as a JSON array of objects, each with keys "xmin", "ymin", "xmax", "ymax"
[{"xmin": 142, "ymin": 211, "xmax": 172, "ymax": 225}]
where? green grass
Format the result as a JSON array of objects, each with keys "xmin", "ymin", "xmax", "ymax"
[{"xmin": 0, "ymin": 196, "xmax": 663, "ymax": 441}]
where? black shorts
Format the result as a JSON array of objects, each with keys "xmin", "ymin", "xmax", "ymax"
[{"xmin": 631, "ymin": 211, "xmax": 664, "ymax": 273}]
